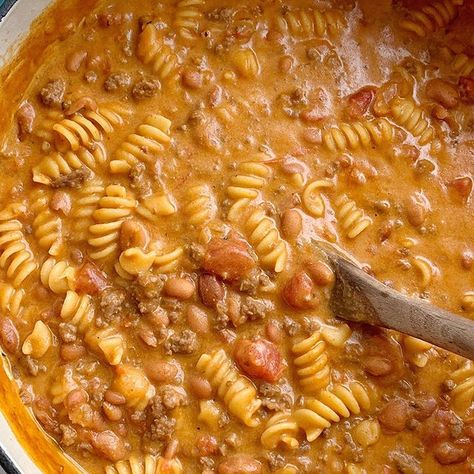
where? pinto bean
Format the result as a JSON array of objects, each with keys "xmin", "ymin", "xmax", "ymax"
[
  {"xmin": 406, "ymin": 197, "xmax": 427, "ymax": 227},
  {"xmin": 281, "ymin": 208, "xmax": 302, "ymax": 240},
  {"xmin": 119, "ymin": 219, "xmax": 149, "ymax": 250},
  {"xmin": 218, "ymin": 455, "xmax": 262, "ymax": 474},
  {"xmin": 188, "ymin": 374, "xmax": 212, "ymax": 399},
  {"xmin": 265, "ymin": 320, "xmax": 284, "ymax": 344},
  {"xmin": 50, "ymin": 190, "xmax": 71, "ymax": 215},
  {"xmin": 104, "ymin": 390, "xmax": 126, "ymax": 406},
  {"xmin": 461, "ymin": 250, "xmax": 474, "ymax": 270},
  {"xmin": 163, "ymin": 277, "xmax": 195, "ymax": 300},
  {"xmin": 103, "ymin": 402, "xmax": 123, "ymax": 422},
  {"xmin": 16, "ymin": 102, "xmax": 35, "ymax": 138},
  {"xmin": 182, "ymin": 69, "xmax": 203, "ymax": 89},
  {"xmin": 66, "ymin": 50, "xmax": 87, "ymax": 72},
  {"xmin": 65, "ymin": 96, "xmax": 98, "ymax": 116},
  {"xmin": 199, "ymin": 273, "xmax": 225, "ymax": 308},
  {"xmin": 434, "ymin": 442, "xmax": 467, "ymax": 465},
  {"xmin": 450, "ymin": 176, "xmax": 472, "ymax": 198},
  {"xmin": 459, "ymin": 76, "xmax": 474, "ymax": 103},
  {"xmin": 426, "ymin": 79, "xmax": 459, "ymax": 108},
  {"xmin": 363, "ymin": 356, "xmax": 393, "ymax": 376},
  {"xmin": 74, "ymin": 261, "xmax": 108, "ymax": 295},
  {"xmin": 306, "ymin": 260, "xmax": 335, "ymax": 286},
  {"xmin": 279, "ymin": 55, "xmax": 293, "ymax": 73},
  {"xmin": 282, "ymin": 271, "xmax": 319, "ymax": 310},
  {"xmin": 91, "ymin": 430, "xmax": 128, "ymax": 462},
  {"xmin": 378, "ymin": 399, "xmax": 410, "ymax": 433},
  {"xmin": 234, "ymin": 339, "xmax": 284, "ymax": 383},
  {"xmin": 0, "ymin": 317, "xmax": 19, "ymax": 354},
  {"xmin": 346, "ymin": 88, "xmax": 375, "ymax": 118},
  {"xmin": 196, "ymin": 434, "xmax": 219, "ymax": 456},
  {"xmin": 144, "ymin": 359, "xmax": 178, "ymax": 384},
  {"xmin": 186, "ymin": 305, "xmax": 210, "ymax": 334},
  {"xmin": 60, "ymin": 343, "xmax": 86, "ymax": 361},
  {"xmin": 203, "ymin": 238, "xmax": 256, "ymax": 281},
  {"xmin": 412, "ymin": 396, "xmax": 437, "ymax": 421}
]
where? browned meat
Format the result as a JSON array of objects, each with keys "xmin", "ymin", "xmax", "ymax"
[
  {"xmin": 99, "ymin": 288, "xmax": 126, "ymax": 322},
  {"xmin": 58, "ymin": 323, "xmax": 77, "ymax": 343},
  {"xmin": 104, "ymin": 72, "xmax": 132, "ymax": 92},
  {"xmin": 132, "ymin": 78, "xmax": 161, "ymax": 100},
  {"xmin": 39, "ymin": 79, "xmax": 66, "ymax": 108},
  {"xmin": 16, "ymin": 102, "xmax": 35, "ymax": 139},
  {"xmin": 259, "ymin": 382, "xmax": 293, "ymax": 411},
  {"xmin": 164, "ymin": 330, "xmax": 198, "ymax": 354},
  {"xmin": 129, "ymin": 162, "xmax": 152, "ymax": 197},
  {"xmin": 241, "ymin": 297, "xmax": 272, "ymax": 321},
  {"xmin": 50, "ymin": 168, "xmax": 91, "ymax": 189}
]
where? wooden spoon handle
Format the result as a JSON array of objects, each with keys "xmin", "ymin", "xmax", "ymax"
[{"xmin": 330, "ymin": 255, "xmax": 474, "ymax": 360}]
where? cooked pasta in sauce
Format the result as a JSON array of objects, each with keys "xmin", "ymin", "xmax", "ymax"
[{"xmin": 0, "ymin": 0, "xmax": 473, "ymax": 472}]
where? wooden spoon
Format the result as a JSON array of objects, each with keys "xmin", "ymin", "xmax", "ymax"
[{"xmin": 315, "ymin": 240, "xmax": 474, "ymax": 360}]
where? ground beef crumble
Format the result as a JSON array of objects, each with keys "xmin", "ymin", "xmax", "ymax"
[
  {"xmin": 241, "ymin": 297, "xmax": 272, "ymax": 321},
  {"xmin": 129, "ymin": 162, "xmax": 152, "ymax": 197},
  {"xmin": 132, "ymin": 78, "xmax": 161, "ymax": 100},
  {"xmin": 99, "ymin": 287, "xmax": 126, "ymax": 322},
  {"xmin": 259, "ymin": 381, "xmax": 294, "ymax": 411},
  {"xmin": 103, "ymin": 72, "xmax": 132, "ymax": 92},
  {"xmin": 164, "ymin": 329, "xmax": 198, "ymax": 354},
  {"xmin": 59, "ymin": 322, "xmax": 77, "ymax": 343},
  {"xmin": 39, "ymin": 79, "xmax": 66, "ymax": 107},
  {"xmin": 50, "ymin": 168, "xmax": 90, "ymax": 189}
]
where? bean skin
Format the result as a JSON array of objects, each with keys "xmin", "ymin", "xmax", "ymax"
[
  {"xmin": 91, "ymin": 430, "xmax": 128, "ymax": 462},
  {"xmin": 188, "ymin": 374, "xmax": 212, "ymax": 399},
  {"xmin": 378, "ymin": 399, "xmax": 410, "ymax": 433},
  {"xmin": 144, "ymin": 359, "xmax": 178, "ymax": 384},
  {"xmin": 306, "ymin": 260, "xmax": 335, "ymax": 286},
  {"xmin": 282, "ymin": 271, "xmax": 319, "ymax": 310},
  {"xmin": 186, "ymin": 305, "xmax": 210, "ymax": 334},
  {"xmin": 104, "ymin": 390, "xmax": 126, "ymax": 406},
  {"xmin": 218, "ymin": 455, "xmax": 262, "ymax": 474},
  {"xmin": 0, "ymin": 317, "xmax": 19, "ymax": 354},
  {"xmin": 163, "ymin": 277, "xmax": 195, "ymax": 300},
  {"xmin": 281, "ymin": 208, "xmax": 302, "ymax": 240}
]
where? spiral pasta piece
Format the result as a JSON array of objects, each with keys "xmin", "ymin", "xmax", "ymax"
[
  {"xmin": 461, "ymin": 291, "xmax": 474, "ymax": 312},
  {"xmin": 276, "ymin": 8, "xmax": 345, "ymax": 38},
  {"xmin": 71, "ymin": 180, "xmax": 105, "ymax": 240},
  {"xmin": 184, "ymin": 184, "xmax": 217, "ymax": 227},
  {"xmin": 322, "ymin": 119, "xmax": 394, "ymax": 152},
  {"xmin": 137, "ymin": 194, "xmax": 177, "ymax": 222},
  {"xmin": 302, "ymin": 179, "xmax": 334, "ymax": 218},
  {"xmin": 449, "ymin": 361, "xmax": 474, "ymax": 413},
  {"xmin": 33, "ymin": 109, "xmax": 64, "ymax": 143},
  {"xmin": 400, "ymin": 0, "xmax": 464, "ymax": 38},
  {"xmin": 113, "ymin": 364, "xmax": 156, "ymax": 410},
  {"xmin": 0, "ymin": 282, "xmax": 24, "ymax": 317},
  {"xmin": 32, "ymin": 143, "xmax": 107, "ymax": 185},
  {"xmin": 31, "ymin": 190, "xmax": 63, "ymax": 256},
  {"xmin": 228, "ymin": 199, "xmax": 288, "ymax": 272},
  {"xmin": 196, "ymin": 349, "xmax": 262, "ymax": 427},
  {"xmin": 40, "ymin": 257, "xmax": 76, "ymax": 294},
  {"xmin": 260, "ymin": 412, "xmax": 299, "ymax": 450},
  {"xmin": 154, "ymin": 247, "xmax": 184, "ymax": 273},
  {"xmin": 450, "ymin": 53, "xmax": 474, "ymax": 76},
  {"xmin": 294, "ymin": 382, "xmax": 371, "ymax": 442},
  {"xmin": 231, "ymin": 47, "xmax": 260, "ymax": 79},
  {"xmin": 106, "ymin": 454, "xmax": 183, "ymax": 474},
  {"xmin": 292, "ymin": 332, "xmax": 331, "ymax": 394},
  {"xmin": 335, "ymin": 195, "xmax": 372, "ymax": 239},
  {"xmin": 88, "ymin": 185, "xmax": 136, "ymax": 261},
  {"xmin": 110, "ymin": 114, "xmax": 172, "ymax": 174},
  {"xmin": 174, "ymin": 0, "xmax": 204, "ymax": 41},
  {"xmin": 22, "ymin": 320, "xmax": 53, "ymax": 359},
  {"xmin": 53, "ymin": 103, "xmax": 129, "ymax": 151},
  {"xmin": 227, "ymin": 154, "xmax": 272, "ymax": 201},
  {"xmin": 390, "ymin": 98, "xmax": 434, "ymax": 145},
  {"xmin": 115, "ymin": 247, "xmax": 157, "ymax": 280},
  {"xmin": 85, "ymin": 327, "xmax": 125, "ymax": 366},
  {"xmin": 60, "ymin": 290, "xmax": 95, "ymax": 333},
  {"xmin": 0, "ymin": 220, "xmax": 37, "ymax": 287},
  {"xmin": 50, "ymin": 366, "xmax": 79, "ymax": 405},
  {"xmin": 137, "ymin": 23, "xmax": 180, "ymax": 84},
  {"xmin": 402, "ymin": 335, "xmax": 432, "ymax": 368},
  {"xmin": 412, "ymin": 255, "xmax": 435, "ymax": 289}
]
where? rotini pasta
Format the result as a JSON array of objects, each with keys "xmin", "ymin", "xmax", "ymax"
[
  {"xmin": 450, "ymin": 53, "xmax": 474, "ymax": 76},
  {"xmin": 228, "ymin": 199, "xmax": 288, "ymax": 273},
  {"xmin": 137, "ymin": 23, "xmax": 180, "ymax": 84},
  {"xmin": 71, "ymin": 180, "xmax": 105, "ymax": 240},
  {"xmin": 321, "ymin": 119, "xmax": 394, "ymax": 152},
  {"xmin": 276, "ymin": 8, "xmax": 345, "ymax": 38},
  {"xmin": 390, "ymin": 98, "xmax": 434, "ymax": 145},
  {"xmin": 60, "ymin": 290, "xmax": 95, "ymax": 333},
  {"xmin": 33, "ymin": 109, "xmax": 64, "ymax": 143},
  {"xmin": 294, "ymin": 382, "xmax": 371, "ymax": 442},
  {"xmin": 32, "ymin": 143, "xmax": 107, "ymax": 185},
  {"xmin": 449, "ymin": 361, "xmax": 474, "ymax": 413},
  {"xmin": 137, "ymin": 193, "xmax": 177, "ymax": 222},
  {"xmin": 412, "ymin": 255, "xmax": 435, "ymax": 289},
  {"xmin": 50, "ymin": 366, "xmax": 79, "ymax": 405},
  {"xmin": 292, "ymin": 331, "xmax": 330, "ymax": 394},
  {"xmin": 112, "ymin": 364, "xmax": 156, "ymax": 410},
  {"xmin": 183, "ymin": 184, "xmax": 217, "ymax": 227},
  {"xmin": 115, "ymin": 247, "xmax": 156, "ymax": 280},
  {"xmin": 260, "ymin": 412, "xmax": 299, "ymax": 450},
  {"xmin": 0, "ymin": 282, "xmax": 24, "ymax": 317},
  {"xmin": 402, "ymin": 335, "xmax": 432, "ymax": 368},
  {"xmin": 399, "ymin": 0, "xmax": 464, "ymax": 38},
  {"xmin": 22, "ymin": 320, "xmax": 53, "ymax": 359},
  {"xmin": 461, "ymin": 291, "xmax": 474, "ymax": 312},
  {"xmin": 335, "ymin": 195, "xmax": 372, "ymax": 239},
  {"xmin": 85, "ymin": 327, "xmax": 125, "ymax": 366},
  {"xmin": 0, "ymin": 220, "xmax": 37, "ymax": 287},
  {"xmin": 88, "ymin": 185, "xmax": 136, "ymax": 261},
  {"xmin": 106, "ymin": 454, "xmax": 183, "ymax": 474},
  {"xmin": 227, "ymin": 154, "xmax": 272, "ymax": 201},
  {"xmin": 174, "ymin": 0, "xmax": 204, "ymax": 41},
  {"xmin": 40, "ymin": 257, "xmax": 75, "ymax": 294},
  {"xmin": 31, "ymin": 190, "xmax": 63, "ymax": 256},
  {"xmin": 153, "ymin": 246, "xmax": 184, "ymax": 273},
  {"xmin": 53, "ymin": 103, "xmax": 129, "ymax": 151},
  {"xmin": 231, "ymin": 47, "xmax": 260, "ymax": 79},
  {"xmin": 302, "ymin": 179, "xmax": 334, "ymax": 218},
  {"xmin": 109, "ymin": 114, "xmax": 172, "ymax": 174},
  {"xmin": 196, "ymin": 349, "xmax": 262, "ymax": 427}
]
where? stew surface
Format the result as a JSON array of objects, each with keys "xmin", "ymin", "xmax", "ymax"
[{"xmin": 0, "ymin": 0, "xmax": 474, "ymax": 473}]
